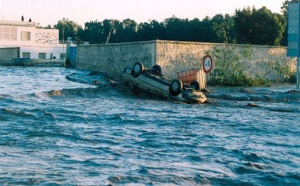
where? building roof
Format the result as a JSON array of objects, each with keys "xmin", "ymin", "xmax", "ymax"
[{"xmin": 0, "ymin": 20, "xmax": 37, "ymax": 27}]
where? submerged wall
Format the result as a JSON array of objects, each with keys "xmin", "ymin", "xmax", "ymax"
[{"xmin": 76, "ymin": 40, "xmax": 296, "ymax": 82}]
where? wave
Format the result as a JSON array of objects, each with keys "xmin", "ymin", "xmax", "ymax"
[
  {"xmin": 65, "ymin": 71, "xmax": 112, "ymax": 86},
  {"xmin": 207, "ymin": 89, "xmax": 300, "ymax": 102},
  {"xmin": 0, "ymin": 108, "xmax": 37, "ymax": 120},
  {"xmin": 0, "ymin": 107, "xmax": 57, "ymax": 122}
]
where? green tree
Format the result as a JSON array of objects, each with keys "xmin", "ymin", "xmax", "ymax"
[
  {"xmin": 187, "ymin": 18, "xmax": 202, "ymax": 42},
  {"xmin": 211, "ymin": 14, "xmax": 236, "ymax": 43},
  {"xmin": 107, "ymin": 20, "xmax": 122, "ymax": 43},
  {"xmin": 234, "ymin": 7, "xmax": 285, "ymax": 45},
  {"xmin": 79, "ymin": 20, "xmax": 102, "ymax": 44},
  {"xmin": 75, "ymin": 5, "xmax": 288, "ymax": 46},
  {"xmin": 200, "ymin": 16, "xmax": 215, "ymax": 42},
  {"xmin": 102, "ymin": 19, "xmax": 116, "ymax": 43},
  {"xmin": 54, "ymin": 18, "xmax": 82, "ymax": 42},
  {"xmin": 164, "ymin": 16, "xmax": 190, "ymax": 41},
  {"xmin": 121, "ymin": 19, "xmax": 138, "ymax": 42},
  {"xmin": 136, "ymin": 20, "xmax": 165, "ymax": 41}
]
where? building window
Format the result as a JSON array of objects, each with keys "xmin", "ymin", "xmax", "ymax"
[
  {"xmin": 3, "ymin": 27, "xmax": 10, "ymax": 40},
  {"xmin": 21, "ymin": 31, "xmax": 31, "ymax": 41},
  {"xmin": 22, "ymin": 52, "xmax": 31, "ymax": 58},
  {"xmin": 11, "ymin": 27, "xmax": 17, "ymax": 40},
  {"xmin": 38, "ymin": 53, "xmax": 46, "ymax": 59},
  {"xmin": 0, "ymin": 26, "xmax": 17, "ymax": 41}
]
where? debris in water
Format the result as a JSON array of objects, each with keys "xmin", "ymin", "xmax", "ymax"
[
  {"xmin": 247, "ymin": 103, "xmax": 259, "ymax": 107},
  {"xmin": 48, "ymin": 90, "xmax": 62, "ymax": 96}
]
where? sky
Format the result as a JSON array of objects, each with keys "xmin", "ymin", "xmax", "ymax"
[{"xmin": 0, "ymin": 0, "xmax": 284, "ymax": 27}]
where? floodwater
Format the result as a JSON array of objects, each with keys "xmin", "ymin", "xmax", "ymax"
[{"xmin": 0, "ymin": 66, "xmax": 300, "ymax": 185}]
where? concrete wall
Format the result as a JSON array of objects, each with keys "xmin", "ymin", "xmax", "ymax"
[
  {"xmin": 76, "ymin": 40, "xmax": 296, "ymax": 82},
  {"xmin": 76, "ymin": 41, "xmax": 156, "ymax": 78},
  {"xmin": 0, "ymin": 47, "xmax": 19, "ymax": 61}
]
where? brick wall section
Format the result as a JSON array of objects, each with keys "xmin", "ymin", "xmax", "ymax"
[
  {"xmin": 76, "ymin": 40, "xmax": 296, "ymax": 82},
  {"xmin": 0, "ymin": 47, "xmax": 19, "ymax": 61}
]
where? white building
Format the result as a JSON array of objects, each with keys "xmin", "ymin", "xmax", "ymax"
[{"xmin": 0, "ymin": 20, "xmax": 65, "ymax": 59}]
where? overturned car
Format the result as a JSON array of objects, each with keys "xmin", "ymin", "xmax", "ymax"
[{"xmin": 122, "ymin": 62, "xmax": 207, "ymax": 103}]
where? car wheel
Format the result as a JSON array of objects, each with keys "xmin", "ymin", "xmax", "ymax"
[
  {"xmin": 190, "ymin": 80, "xmax": 200, "ymax": 90},
  {"xmin": 131, "ymin": 62, "xmax": 144, "ymax": 78},
  {"xmin": 169, "ymin": 79, "xmax": 183, "ymax": 96},
  {"xmin": 151, "ymin": 65, "xmax": 162, "ymax": 75}
]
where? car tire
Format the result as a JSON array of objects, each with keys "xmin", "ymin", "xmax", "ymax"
[
  {"xmin": 190, "ymin": 80, "xmax": 200, "ymax": 90},
  {"xmin": 131, "ymin": 62, "xmax": 144, "ymax": 78},
  {"xmin": 169, "ymin": 79, "xmax": 183, "ymax": 96},
  {"xmin": 151, "ymin": 65, "xmax": 162, "ymax": 75}
]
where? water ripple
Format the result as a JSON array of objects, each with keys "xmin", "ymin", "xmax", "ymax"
[{"xmin": 0, "ymin": 67, "xmax": 300, "ymax": 185}]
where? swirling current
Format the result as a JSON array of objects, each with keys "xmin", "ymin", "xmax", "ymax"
[{"xmin": 0, "ymin": 66, "xmax": 300, "ymax": 185}]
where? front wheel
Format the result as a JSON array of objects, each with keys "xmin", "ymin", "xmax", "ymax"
[
  {"xmin": 131, "ymin": 62, "xmax": 144, "ymax": 78},
  {"xmin": 169, "ymin": 79, "xmax": 183, "ymax": 96}
]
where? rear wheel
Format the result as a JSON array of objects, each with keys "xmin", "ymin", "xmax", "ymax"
[
  {"xmin": 190, "ymin": 80, "xmax": 200, "ymax": 90},
  {"xmin": 131, "ymin": 62, "xmax": 144, "ymax": 78},
  {"xmin": 169, "ymin": 79, "xmax": 183, "ymax": 96},
  {"xmin": 151, "ymin": 65, "xmax": 162, "ymax": 75}
]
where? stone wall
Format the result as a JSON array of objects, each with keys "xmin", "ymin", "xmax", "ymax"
[
  {"xmin": 76, "ymin": 40, "xmax": 296, "ymax": 82},
  {"xmin": 220, "ymin": 44, "xmax": 293, "ymax": 81},
  {"xmin": 155, "ymin": 41, "xmax": 296, "ymax": 82},
  {"xmin": 156, "ymin": 41, "xmax": 216, "ymax": 78},
  {"xmin": 0, "ymin": 47, "xmax": 19, "ymax": 61},
  {"xmin": 76, "ymin": 41, "xmax": 156, "ymax": 79}
]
